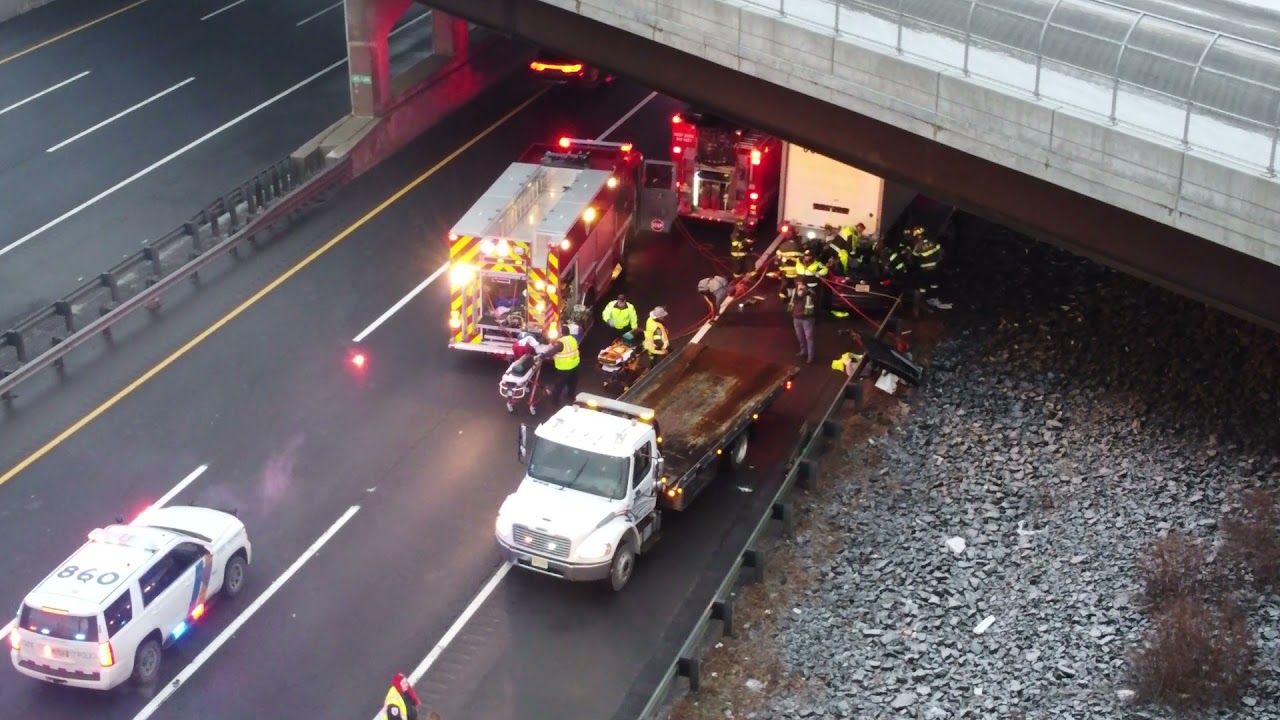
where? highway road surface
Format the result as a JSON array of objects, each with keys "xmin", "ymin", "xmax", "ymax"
[
  {"xmin": 0, "ymin": 0, "xmax": 434, "ymax": 326},
  {"xmin": 0, "ymin": 64, "xmax": 863, "ymax": 717}
]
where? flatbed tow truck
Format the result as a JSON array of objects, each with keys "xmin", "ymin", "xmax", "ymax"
[{"xmin": 496, "ymin": 342, "xmax": 796, "ymax": 591}]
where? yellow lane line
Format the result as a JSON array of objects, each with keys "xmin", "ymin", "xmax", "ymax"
[
  {"xmin": 0, "ymin": 0, "xmax": 157, "ymax": 67},
  {"xmin": 0, "ymin": 86, "xmax": 550, "ymax": 486}
]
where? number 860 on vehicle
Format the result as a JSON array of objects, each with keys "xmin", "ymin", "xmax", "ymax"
[{"xmin": 8, "ymin": 505, "xmax": 251, "ymax": 690}]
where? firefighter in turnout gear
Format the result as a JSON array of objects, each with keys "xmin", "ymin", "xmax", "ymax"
[
  {"xmin": 910, "ymin": 226, "xmax": 944, "ymax": 296},
  {"xmin": 825, "ymin": 225, "xmax": 853, "ymax": 278},
  {"xmin": 774, "ymin": 223, "xmax": 804, "ymax": 299},
  {"xmin": 601, "ymin": 293, "xmax": 639, "ymax": 343},
  {"xmin": 729, "ymin": 220, "xmax": 753, "ymax": 276},
  {"xmin": 385, "ymin": 673, "xmax": 421, "ymax": 720}
]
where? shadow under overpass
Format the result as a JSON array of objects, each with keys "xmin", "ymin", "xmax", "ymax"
[{"xmin": 420, "ymin": 0, "xmax": 1280, "ymax": 334}]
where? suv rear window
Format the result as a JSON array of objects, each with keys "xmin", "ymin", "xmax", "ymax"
[{"xmin": 19, "ymin": 605, "xmax": 99, "ymax": 642}]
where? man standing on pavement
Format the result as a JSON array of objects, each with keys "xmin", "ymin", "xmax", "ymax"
[
  {"xmin": 789, "ymin": 278, "xmax": 817, "ymax": 364},
  {"xmin": 601, "ymin": 293, "xmax": 639, "ymax": 343},
  {"xmin": 540, "ymin": 324, "xmax": 581, "ymax": 407}
]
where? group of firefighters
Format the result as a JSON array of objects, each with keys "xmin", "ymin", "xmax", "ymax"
[{"xmin": 498, "ymin": 215, "xmax": 944, "ymax": 413}]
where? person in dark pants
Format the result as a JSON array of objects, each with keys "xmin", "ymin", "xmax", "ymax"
[
  {"xmin": 788, "ymin": 279, "xmax": 817, "ymax": 364},
  {"xmin": 541, "ymin": 325, "xmax": 581, "ymax": 407}
]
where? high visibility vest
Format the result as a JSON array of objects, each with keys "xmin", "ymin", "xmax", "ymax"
[
  {"xmin": 794, "ymin": 259, "xmax": 827, "ymax": 280},
  {"xmin": 554, "ymin": 335, "xmax": 580, "ymax": 371},
  {"xmin": 602, "ymin": 301, "xmax": 638, "ymax": 330},
  {"xmin": 384, "ymin": 687, "xmax": 408, "ymax": 719},
  {"xmin": 832, "ymin": 351, "xmax": 864, "ymax": 374},
  {"xmin": 838, "ymin": 226, "xmax": 854, "ymax": 241},
  {"xmin": 643, "ymin": 318, "xmax": 669, "ymax": 355}
]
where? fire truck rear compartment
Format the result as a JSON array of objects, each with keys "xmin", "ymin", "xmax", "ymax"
[
  {"xmin": 622, "ymin": 343, "xmax": 794, "ymax": 484},
  {"xmin": 477, "ymin": 269, "xmax": 529, "ymax": 332}
]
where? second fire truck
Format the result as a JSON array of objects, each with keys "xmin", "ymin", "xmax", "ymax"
[
  {"xmin": 670, "ymin": 111, "xmax": 782, "ymax": 230},
  {"xmin": 446, "ymin": 137, "xmax": 678, "ymax": 355}
]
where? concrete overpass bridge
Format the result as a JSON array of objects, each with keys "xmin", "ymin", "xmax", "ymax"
[{"xmin": 338, "ymin": 0, "xmax": 1280, "ymax": 331}]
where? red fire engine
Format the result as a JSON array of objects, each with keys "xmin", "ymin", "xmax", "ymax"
[
  {"xmin": 670, "ymin": 111, "xmax": 782, "ymax": 230},
  {"xmin": 446, "ymin": 137, "xmax": 678, "ymax": 355}
]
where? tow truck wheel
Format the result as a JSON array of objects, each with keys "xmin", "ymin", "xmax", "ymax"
[
  {"xmin": 608, "ymin": 542, "xmax": 636, "ymax": 592},
  {"xmin": 725, "ymin": 432, "xmax": 750, "ymax": 471}
]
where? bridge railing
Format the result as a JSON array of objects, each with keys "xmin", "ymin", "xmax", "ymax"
[{"xmin": 742, "ymin": 0, "xmax": 1280, "ymax": 176}]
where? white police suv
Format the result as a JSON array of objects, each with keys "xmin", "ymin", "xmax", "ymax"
[{"xmin": 8, "ymin": 505, "xmax": 251, "ymax": 690}]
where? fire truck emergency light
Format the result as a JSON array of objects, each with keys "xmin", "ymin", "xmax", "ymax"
[
  {"xmin": 607, "ymin": 177, "xmax": 618, "ymax": 189},
  {"xmin": 350, "ymin": 352, "xmax": 367, "ymax": 369},
  {"xmin": 671, "ymin": 114, "xmax": 682, "ymax": 124},
  {"xmin": 672, "ymin": 146, "xmax": 682, "ymax": 154},
  {"xmin": 583, "ymin": 207, "xmax": 597, "ymax": 223},
  {"xmin": 751, "ymin": 150, "xmax": 762, "ymax": 165},
  {"xmin": 558, "ymin": 137, "xmax": 571, "ymax": 148}
]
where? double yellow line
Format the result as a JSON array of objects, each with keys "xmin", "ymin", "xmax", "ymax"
[{"xmin": 0, "ymin": 86, "xmax": 551, "ymax": 486}]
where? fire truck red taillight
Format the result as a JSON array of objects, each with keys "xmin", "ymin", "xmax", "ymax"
[
  {"xmin": 749, "ymin": 192, "xmax": 758, "ymax": 201},
  {"xmin": 751, "ymin": 150, "xmax": 761, "ymax": 165}
]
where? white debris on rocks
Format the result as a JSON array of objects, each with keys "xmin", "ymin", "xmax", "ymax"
[{"xmin": 761, "ymin": 220, "xmax": 1280, "ymax": 720}]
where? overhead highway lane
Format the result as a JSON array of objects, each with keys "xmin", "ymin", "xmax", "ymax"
[
  {"xmin": 0, "ymin": 1, "xmax": 433, "ymax": 325},
  {"xmin": 0, "ymin": 75, "xmax": 682, "ymax": 719}
]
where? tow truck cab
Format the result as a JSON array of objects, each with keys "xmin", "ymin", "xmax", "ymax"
[{"xmin": 497, "ymin": 395, "xmax": 663, "ymax": 591}]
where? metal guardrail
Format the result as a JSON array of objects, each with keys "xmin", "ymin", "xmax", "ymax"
[
  {"xmin": 635, "ymin": 294, "xmax": 905, "ymax": 719},
  {"xmin": 742, "ymin": 0, "xmax": 1280, "ymax": 175},
  {"xmin": 0, "ymin": 150, "xmax": 353, "ymax": 401}
]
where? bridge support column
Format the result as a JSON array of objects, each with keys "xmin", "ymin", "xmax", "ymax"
[
  {"xmin": 344, "ymin": 0, "xmax": 411, "ymax": 118},
  {"xmin": 431, "ymin": 11, "xmax": 469, "ymax": 58}
]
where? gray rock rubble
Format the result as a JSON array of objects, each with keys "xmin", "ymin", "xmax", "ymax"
[{"xmin": 759, "ymin": 218, "xmax": 1280, "ymax": 719}]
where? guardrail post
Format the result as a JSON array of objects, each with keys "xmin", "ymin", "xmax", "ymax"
[
  {"xmin": 245, "ymin": 182, "xmax": 259, "ymax": 215},
  {"xmin": 676, "ymin": 656, "xmax": 701, "ymax": 692},
  {"xmin": 4, "ymin": 330, "xmax": 27, "ymax": 363},
  {"xmin": 53, "ymin": 301, "xmax": 75, "ymax": 333},
  {"xmin": 226, "ymin": 194, "xmax": 240, "ymax": 231},
  {"xmin": 185, "ymin": 221, "xmax": 205, "ymax": 256},
  {"xmin": 796, "ymin": 458, "xmax": 818, "ymax": 491},
  {"xmin": 744, "ymin": 545, "xmax": 766, "ymax": 583},
  {"xmin": 821, "ymin": 417, "xmax": 841, "ymax": 441},
  {"xmin": 844, "ymin": 379, "xmax": 864, "ymax": 411},
  {"xmin": 100, "ymin": 272, "xmax": 120, "ymax": 304},
  {"xmin": 772, "ymin": 498, "xmax": 794, "ymax": 537},
  {"xmin": 712, "ymin": 597, "xmax": 736, "ymax": 638},
  {"xmin": 142, "ymin": 247, "xmax": 163, "ymax": 279}
]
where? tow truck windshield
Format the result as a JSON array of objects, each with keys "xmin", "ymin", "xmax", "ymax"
[{"xmin": 527, "ymin": 438, "xmax": 628, "ymax": 500}]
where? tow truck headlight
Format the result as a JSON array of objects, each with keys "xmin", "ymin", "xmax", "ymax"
[{"xmin": 578, "ymin": 539, "xmax": 612, "ymax": 561}]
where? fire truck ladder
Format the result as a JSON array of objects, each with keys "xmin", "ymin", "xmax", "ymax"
[{"xmin": 482, "ymin": 167, "xmax": 552, "ymax": 240}]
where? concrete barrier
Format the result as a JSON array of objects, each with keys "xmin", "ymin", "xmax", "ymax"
[{"xmin": 0, "ymin": 0, "xmax": 57, "ymax": 24}]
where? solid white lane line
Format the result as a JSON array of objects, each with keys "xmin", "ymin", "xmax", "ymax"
[
  {"xmin": 131, "ymin": 505, "xmax": 361, "ymax": 720},
  {"xmin": 389, "ymin": 10, "xmax": 430, "ymax": 37},
  {"xmin": 352, "ymin": 263, "xmax": 448, "ymax": 342},
  {"xmin": 596, "ymin": 90, "xmax": 657, "ymax": 142},
  {"xmin": 296, "ymin": 1, "xmax": 342, "ymax": 26},
  {"xmin": 0, "ymin": 71, "xmax": 91, "ymax": 117},
  {"xmin": 47, "ymin": 77, "xmax": 195, "ymax": 153},
  {"xmin": 2, "ymin": 464, "xmax": 212, "ymax": 638},
  {"xmin": 351, "ymin": 91, "xmax": 662, "ymax": 342},
  {"xmin": 200, "ymin": 0, "xmax": 248, "ymax": 21},
  {"xmin": 371, "ymin": 563, "xmax": 512, "ymax": 720},
  {"xmin": 151, "ymin": 463, "xmax": 209, "ymax": 509},
  {"xmin": 1, "ymin": 56, "xmax": 348, "ymax": 258},
  {"xmin": 689, "ymin": 230, "xmax": 790, "ymax": 345}
]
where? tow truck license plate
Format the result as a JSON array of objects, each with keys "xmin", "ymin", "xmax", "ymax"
[{"xmin": 531, "ymin": 556, "xmax": 549, "ymax": 570}]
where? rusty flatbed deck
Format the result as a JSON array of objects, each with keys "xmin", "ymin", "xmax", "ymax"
[{"xmin": 622, "ymin": 343, "xmax": 795, "ymax": 498}]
